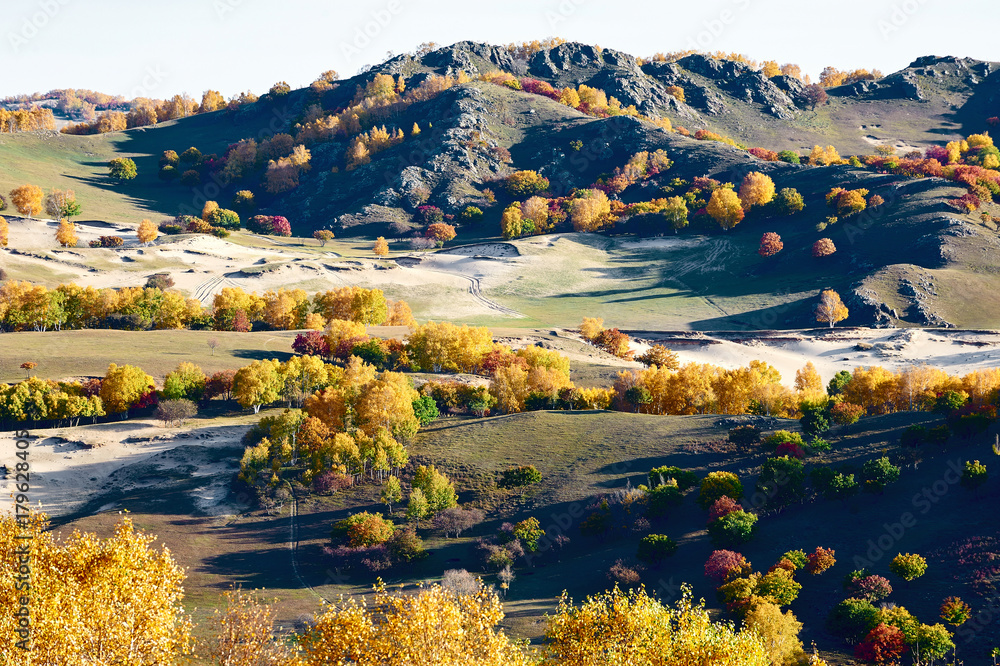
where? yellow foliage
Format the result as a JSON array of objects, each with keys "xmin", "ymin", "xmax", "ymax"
[
  {"xmin": 55, "ymin": 218, "xmax": 78, "ymax": 247},
  {"xmin": 739, "ymin": 172, "xmax": 776, "ymax": 209},
  {"xmin": 569, "ymin": 189, "xmax": 612, "ymax": 232},
  {"xmin": 137, "ymin": 218, "xmax": 158, "ymax": 245},
  {"xmin": 373, "ymin": 236, "xmax": 389, "ymax": 257}
]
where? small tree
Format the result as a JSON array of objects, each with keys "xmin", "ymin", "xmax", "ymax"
[
  {"xmin": 433, "ymin": 507, "xmax": 484, "ymax": 538},
  {"xmin": 207, "ymin": 338, "xmax": 219, "ymax": 356},
  {"xmin": 698, "ymin": 471, "xmax": 744, "ymax": 508},
  {"xmin": 773, "ymin": 188, "xmax": 805, "ymax": 215},
  {"xmin": 815, "ymin": 289, "xmax": 849, "ymax": 328},
  {"xmin": 812, "ymin": 238, "xmax": 837, "ymax": 257},
  {"xmin": 758, "ymin": 232, "xmax": 783, "ymax": 257},
  {"xmin": 805, "ymin": 546, "xmax": 836, "ymax": 574},
  {"xmin": 406, "ymin": 488, "xmax": 429, "ymax": 522},
  {"xmin": 960, "ymin": 460, "xmax": 987, "ymax": 492},
  {"xmin": 20, "ymin": 361, "xmax": 37, "ymax": 378},
  {"xmin": 313, "ymin": 230, "xmax": 335, "ymax": 246},
  {"xmin": 55, "ymin": 219, "xmax": 79, "ymax": 247},
  {"xmin": 108, "ymin": 158, "xmax": 138, "ymax": 181},
  {"xmin": 373, "ymin": 236, "xmax": 389, "ymax": 257},
  {"xmin": 636, "ymin": 534, "xmax": 678, "ymax": 567},
  {"xmin": 861, "ymin": 457, "xmax": 901, "ymax": 493},
  {"xmin": 939, "ymin": 596, "xmax": 971, "ymax": 627},
  {"xmin": 155, "ymin": 399, "xmax": 197, "ymax": 427},
  {"xmin": 381, "ymin": 476, "xmax": 402, "ymax": 515},
  {"xmin": 137, "ymin": 218, "xmax": 158, "ymax": 245},
  {"xmin": 889, "ymin": 553, "xmax": 927, "ymax": 583},
  {"xmin": 708, "ymin": 510, "xmax": 758, "ymax": 547}
]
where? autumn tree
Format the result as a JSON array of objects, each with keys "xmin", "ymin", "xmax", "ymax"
[
  {"xmin": 569, "ymin": 189, "xmax": 612, "ymax": 232},
  {"xmin": 738, "ymin": 172, "xmax": 776, "ymax": 210},
  {"xmin": 815, "ymin": 290, "xmax": 849, "ymax": 328},
  {"xmin": 773, "ymin": 187, "xmax": 805, "ymax": 215},
  {"xmin": 0, "ymin": 216, "xmax": 8, "ymax": 247},
  {"xmin": 203, "ymin": 588, "xmax": 290, "ymax": 665},
  {"xmin": 501, "ymin": 203, "xmax": 523, "ymax": 239},
  {"xmin": 313, "ymin": 229, "xmax": 335, "ymax": 246},
  {"xmin": 0, "ymin": 515, "xmax": 192, "ymax": 664},
  {"xmin": 803, "ymin": 83, "xmax": 828, "ymax": 109},
  {"xmin": 543, "ymin": 585, "xmax": 768, "ymax": 665},
  {"xmin": 707, "ymin": 188, "xmax": 745, "ymax": 230},
  {"xmin": 10, "ymin": 184, "xmax": 44, "ymax": 217},
  {"xmin": 426, "ymin": 223, "xmax": 457, "ymax": 243},
  {"xmin": 758, "ymin": 232, "xmax": 783, "ymax": 257},
  {"xmin": 373, "ymin": 236, "xmax": 389, "ymax": 257},
  {"xmin": 662, "ymin": 196, "xmax": 689, "ymax": 233},
  {"xmin": 233, "ymin": 359, "xmax": 283, "ymax": 413},
  {"xmin": 809, "ymin": 145, "xmax": 841, "ymax": 166},
  {"xmin": 45, "ymin": 188, "xmax": 81, "ymax": 219},
  {"xmin": 137, "ymin": 218, "xmax": 158, "ymax": 245},
  {"xmin": 506, "ymin": 170, "xmax": 550, "ymax": 197},
  {"xmin": 812, "ymin": 238, "xmax": 837, "ymax": 257},
  {"xmin": 100, "ymin": 363, "xmax": 155, "ymax": 415},
  {"xmin": 108, "ymin": 157, "xmax": 138, "ymax": 181},
  {"xmin": 55, "ymin": 218, "xmax": 79, "ymax": 247},
  {"xmin": 297, "ymin": 582, "xmax": 529, "ymax": 666}
]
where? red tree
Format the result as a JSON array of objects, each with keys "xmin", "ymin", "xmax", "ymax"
[
  {"xmin": 758, "ymin": 232, "xmax": 783, "ymax": 257},
  {"xmin": 293, "ymin": 331, "xmax": 331, "ymax": 358},
  {"xmin": 704, "ymin": 550, "xmax": 750, "ymax": 583},
  {"xmin": 233, "ymin": 309, "xmax": 251, "ymax": 332},
  {"xmin": 855, "ymin": 623, "xmax": 908, "ymax": 664},
  {"xmin": 707, "ymin": 496, "xmax": 742, "ymax": 523}
]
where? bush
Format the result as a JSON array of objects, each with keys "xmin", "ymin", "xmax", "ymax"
[
  {"xmin": 900, "ymin": 425, "xmax": 927, "ymax": 447},
  {"xmin": 763, "ymin": 430, "xmax": 804, "ymax": 450},
  {"xmin": 707, "ymin": 496, "xmax": 742, "ymax": 523},
  {"xmin": 855, "ymin": 623, "xmax": 908, "ymax": 664},
  {"xmin": 755, "ymin": 568, "xmax": 801, "ymax": 606},
  {"xmin": 827, "ymin": 598, "xmax": 880, "ymax": 643},
  {"xmin": 707, "ymin": 510, "xmax": 757, "ymax": 547},
  {"xmin": 756, "ymin": 456, "xmax": 806, "ymax": 507},
  {"xmin": 607, "ymin": 559, "xmax": 643, "ymax": 586},
  {"xmin": 848, "ymin": 574, "xmax": 894, "ymax": 602},
  {"xmin": 207, "ymin": 208, "xmax": 241, "ymax": 230},
  {"xmin": 960, "ymin": 460, "xmax": 988, "ymax": 491},
  {"xmin": 411, "ymin": 394, "xmax": 439, "ymax": 426},
  {"xmin": 773, "ymin": 187, "xmax": 805, "ymax": 214},
  {"xmin": 386, "ymin": 527, "xmax": 426, "ymax": 564},
  {"xmin": 645, "ymin": 482, "xmax": 683, "ymax": 518},
  {"xmin": 636, "ymin": 534, "xmax": 678, "ymax": 566},
  {"xmin": 313, "ymin": 471, "xmax": 353, "ymax": 494},
  {"xmin": 432, "ymin": 508, "xmax": 484, "ymax": 538},
  {"xmin": 647, "ymin": 466, "xmax": 699, "ymax": 490},
  {"xmin": 861, "ymin": 457, "xmax": 901, "ymax": 493},
  {"xmin": 728, "ymin": 425, "xmax": 761, "ymax": 447},
  {"xmin": 505, "ymin": 170, "xmax": 549, "ymax": 197},
  {"xmin": 805, "ymin": 546, "xmax": 836, "ymax": 574},
  {"xmin": 99, "ymin": 235, "xmax": 124, "ymax": 248},
  {"xmin": 704, "ymin": 550, "xmax": 751, "ymax": 583},
  {"xmin": 332, "ymin": 512, "xmax": 395, "ymax": 547},
  {"xmin": 777, "ymin": 150, "xmax": 801, "ymax": 164},
  {"xmin": 499, "ymin": 465, "xmax": 542, "ymax": 488},
  {"xmin": 154, "ymin": 399, "xmax": 197, "ymax": 426},
  {"xmin": 934, "ymin": 390, "xmax": 967, "ymax": 414},
  {"xmin": 698, "ymin": 471, "xmax": 743, "ymax": 509},
  {"xmin": 889, "ymin": 553, "xmax": 927, "ymax": 582},
  {"xmin": 782, "ymin": 550, "xmax": 807, "ymax": 570},
  {"xmin": 775, "ymin": 441, "xmax": 805, "ymax": 459}
]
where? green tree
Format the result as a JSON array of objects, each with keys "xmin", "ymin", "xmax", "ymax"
[
  {"xmin": 108, "ymin": 158, "xmax": 138, "ymax": 181},
  {"xmin": 662, "ymin": 196, "xmax": 688, "ymax": 233},
  {"xmin": 513, "ymin": 517, "xmax": 544, "ymax": 552},
  {"xmin": 162, "ymin": 362, "xmax": 207, "ymax": 402},
  {"xmin": 773, "ymin": 188, "xmax": 805, "ymax": 215},
  {"xmin": 961, "ymin": 460, "xmax": 988, "ymax": 491},
  {"xmin": 406, "ymin": 487, "xmax": 429, "ymax": 522},
  {"xmin": 412, "ymin": 395, "xmax": 439, "ymax": 426},
  {"xmin": 889, "ymin": 553, "xmax": 927, "ymax": 582},
  {"xmin": 636, "ymin": 534, "xmax": 678, "ymax": 566},
  {"xmin": 381, "ymin": 475, "xmax": 403, "ymax": 515},
  {"xmin": 708, "ymin": 510, "xmax": 758, "ymax": 547},
  {"xmin": 412, "ymin": 465, "xmax": 458, "ymax": 515}
]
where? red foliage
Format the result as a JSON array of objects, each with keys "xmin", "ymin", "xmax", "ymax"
[
  {"xmin": 270, "ymin": 216, "xmax": 291, "ymax": 236},
  {"xmin": 768, "ymin": 558, "xmax": 797, "ymax": 574},
  {"xmin": 332, "ymin": 335, "xmax": 370, "ymax": 361},
  {"xmin": 293, "ymin": 331, "xmax": 331, "ymax": 358},
  {"xmin": 747, "ymin": 147, "xmax": 779, "ymax": 161},
  {"xmin": 988, "ymin": 116, "xmax": 1000, "ymax": 127},
  {"xmin": 707, "ymin": 496, "xmax": 742, "ymax": 523},
  {"xmin": 133, "ymin": 389, "xmax": 159, "ymax": 411},
  {"xmin": 805, "ymin": 546, "xmax": 836, "ymax": 574},
  {"xmin": 925, "ymin": 145, "xmax": 950, "ymax": 162},
  {"xmin": 691, "ymin": 176, "xmax": 720, "ymax": 192},
  {"xmin": 757, "ymin": 232, "xmax": 783, "ymax": 257},
  {"xmin": 481, "ymin": 348, "xmax": 528, "ymax": 376},
  {"xmin": 81, "ymin": 378, "xmax": 102, "ymax": 397},
  {"xmin": 704, "ymin": 549, "xmax": 750, "ymax": 583},
  {"xmin": 855, "ymin": 623, "xmax": 908, "ymax": 664},
  {"xmin": 204, "ymin": 370, "xmax": 236, "ymax": 401},
  {"xmin": 520, "ymin": 78, "xmax": 560, "ymax": 100},
  {"xmin": 233, "ymin": 309, "xmax": 251, "ymax": 333},
  {"xmin": 313, "ymin": 471, "xmax": 354, "ymax": 494},
  {"xmin": 775, "ymin": 441, "xmax": 805, "ymax": 459}
]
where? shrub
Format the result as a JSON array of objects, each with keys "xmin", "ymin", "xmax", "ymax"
[
  {"xmin": 934, "ymin": 390, "xmax": 967, "ymax": 413},
  {"xmin": 827, "ymin": 598, "xmax": 880, "ymax": 643},
  {"xmin": 805, "ymin": 546, "xmax": 836, "ymax": 574},
  {"xmin": 775, "ymin": 441, "xmax": 805, "ymax": 459},
  {"xmin": 861, "ymin": 457, "xmax": 901, "ymax": 493},
  {"xmin": 855, "ymin": 623, "xmax": 908, "ymax": 665},
  {"xmin": 757, "ymin": 456, "xmax": 806, "ymax": 507},
  {"xmin": 781, "ymin": 550, "xmax": 807, "ymax": 570},
  {"xmin": 647, "ymin": 466, "xmax": 699, "ymax": 490},
  {"xmin": 707, "ymin": 496, "xmax": 742, "ymax": 523},
  {"xmin": 728, "ymin": 425, "xmax": 761, "ymax": 447},
  {"xmin": 939, "ymin": 596, "xmax": 971, "ymax": 626},
  {"xmin": 500, "ymin": 465, "xmax": 542, "ymax": 488},
  {"xmin": 460, "ymin": 206, "xmax": 483, "ymax": 222},
  {"xmin": 830, "ymin": 401, "xmax": 865, "ymax": 426},
  {"xmin": 889, "ymin": 553, "xmax": 927, "ymax": 582},
  {"xmin": 960, "ymin": 460, "xmax": 988, "ymax": 491},
  {"xmin": 777, "ymin": 150, "xmax": 801, "ymax": 164},
  {"xmin": 755, "ymin": 568, "xmax": 801, "ymax": 606},
  {"xmin": 432, "ymin": 508, "xmax": 484, "ymax": 538},
  {"xmin": 763, "ymin": 430, "xmax": 804, "ymax": 450},
  {"xmin": 900, "ymin": 424, "xmax": 927, "ymax": 447},
  {"xmin": 99, "ymin": 235, "xmax": 124, "ymax": 248},
  {"xmin": 332, "ymin": 512, "xmax": 395, "ymax": 547},
  {"xmin": 207, "ymin": 208, "xmax": 241, "ymax": 230},
  {"xmin": 850, "ymin": 574, "xmax": 894, "ymax": 602},
  {"xmin": 636, "ymin": 534, "xmax": 678, "ymax": 566},
  {"xmin": 386, "ymin": 527, "xmax": 426, "ymax": 564},
  {"xmin": 313, "ymin": 472, "xmax": 353, "ymax": 494},
  {"xmin": 505, "ymin": 170, "xmax": 549, "ymax": 197},
  {"xmin": 698, "ymin": 471, "xmax": 743, "ymax": 509},
  {"xmin": 513, "ymin": 517, "xmax": 543, "ymax": 552},
  {"xmin": 154, "ymin": 399, "xmax": 197, "ymax": 426},
  {"xmin": 704, "ymin": 550, "xmax": 751, "ymax": 583},
  {"xmin": 645, "ymin": 482, "xmax": 683, "ymax": 518},
  {"xmin": 708, "ymin": 510, "xmax": 757, "ymax": 547},
  {"xmin": 607, "ymin": 559, "xmax": 643, "ymax": 586},
  {"xmin": 773, "ymin": 187, "xmax": 805, "ymax": 215}
]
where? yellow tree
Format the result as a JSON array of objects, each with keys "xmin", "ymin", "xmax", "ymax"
[
  {"xmin": 543, "ymin": 584, "xmax": 768, "ymax": 665},
  {"xmin": 200, "ymin": 89, "xmax": 226, "ymax": 112},
  {"xmin": 501, "ymin": 203, "xmax": 523, "ymax": 239},
  {"xmin": 738, "ymin": 172, "xmax": 776, "ymax": 210},
  {"xmin": 10, "ymin": 184, "xmax": 44, "ymax": 217},
  {"xmin": 0, "ymin": 215, "xmax": 8, "ymax": 247},
  {"xmin": 373, "ymin": 236, "xmax": 389, "ymax": 257},
  {"xmin": 202, "ymin": 200, "xmax": 220, "ymax": 221},
  {"xmin": 297, "ymin": 582, "xmax": 529, "ymax": 666},
  {"xmin": 355, "ymin": 371, "xmax": 420, "ymax": 438},
  {"xmin": 203, "ymin": 588, "xmax": 290, "ymax": 665},
  {"xmin": 491, "ymin": 364, "xmax": 529, "ymax": 414},
  {"xmin": 55, "ymin": 218, "xmax": 79, "ymax": 247},
  {"xmin": 137, "ymin": 218, "xmax": 158, "ymax": 245},
  {"xmin": 569, "ymin": 189, "xmax": 612, "ymax": 232},
  {"xmin": 0, "ymin": 515, "xmax": 192, "ymax": 665},
  {"xmin": 233, "ymin": 359, "xmax": 283, "ymax": 413},
  {"xmin": 815, "ymin": 290, "xmax": 849, "ymax": 328},
  {"xmin": 100, "ymin": 363, "xmax": 155, "ymax": 415},
  {"xmin": 744, "ymin": 601, "xmax": 806, "ymax": 665},
  {"xmin": 706, "ymin": 188, "xmax": 744, "ymax": 230},
  {"xmin": 795, "ymin": 361, "xmax": 824, "ymax": 400}
]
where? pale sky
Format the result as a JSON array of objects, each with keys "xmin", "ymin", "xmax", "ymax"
[{"xmin": 4, "ymin": 0, "xmax": 998, "ymax": 99}]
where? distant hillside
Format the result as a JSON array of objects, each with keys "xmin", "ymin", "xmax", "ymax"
[{"xmin": 1, "ymin": 41, "xmax": 998, "ymax": 329}]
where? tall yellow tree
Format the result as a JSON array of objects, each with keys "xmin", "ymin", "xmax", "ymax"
[
  {"xmin": 815, "ymin": 290, "xmax": 849, "ymax": 328},
  {"xmin": 137, "ymin": 218, "xmax": 158, "ymax": 245},
  {"xmin": 10, "ymin": 184, "xmax": 44, "ymax": 217},
  {"xmin": 0, "ymin": 514, "xmax": 192, "ymax": 664},
  {"xmin": 233, "ymin": 359, "xmax": 283, "ymax": 413},
  {"xmin": 0, "ymin": 215, "xmax": 8, "ymax": 247},
  {"xmin": 795, "ymin": 361, "xmax": 824, "ymax": 399},
  {"xmin": 373, "ymin": 236, "xmax": 389, "ymax": 257},
  {"xmin": 100, "ymin": 363, "xmax": 155, "ymax": 415},
  {"xmin": 55, "ymin": 218, "xmax": 79, "ymax": 247},
  {"xmin": 706, "ymin": 188, "xmax": 744, "ymax": 230},
  {"xmin": 203, "ymin": 588, "xmax": 290, "ymax": 665}
]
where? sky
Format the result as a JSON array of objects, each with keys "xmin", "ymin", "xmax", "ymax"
[{"xmin": 4, "ymin": 0, "xmax": 999, "ymax": 99}]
